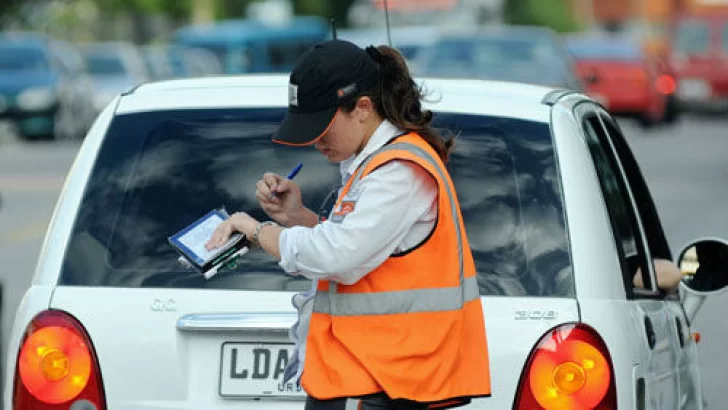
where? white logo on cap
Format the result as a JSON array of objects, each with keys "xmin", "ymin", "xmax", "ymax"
[{"xmin": 289, "ymin": 84, "xmax": 299, "ymax": 107}]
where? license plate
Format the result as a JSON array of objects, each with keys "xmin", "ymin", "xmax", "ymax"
[
  {"xmin": 219, "ymin": 342, "xmax": 305, "ymax": 398},
  {"xmin": 678, "ymin": 79, "xmax": 711, "ymax": 100}
]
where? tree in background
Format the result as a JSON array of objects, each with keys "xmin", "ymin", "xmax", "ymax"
[
  {"xmin": 0, "ymin": 0, "xmax": 20, "ymax": 16},
  {"xmin": 216, "ymin": 0, "xmax": 356, "ymax": 27},
  {"xmin": 293, "ymin": 0, "xmax": 355, "ymax": 26},
  {"xmin": 0, "ymin": 0, "xmax": 33, "ymax": 28},
  {"xmin": 0, "ymin": 0, "xmax": 360, "ymax": 43},
  {"xmin": 504, "ymin": 0, "xmax": 580, "ymax": 33},
  {"xmin": 93, "ymin": 0, "xmax": 191, "ymax": 43}
]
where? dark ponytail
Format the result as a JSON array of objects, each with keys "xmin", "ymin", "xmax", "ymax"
[{"xmin": 340, "ymin": 45, "xmax": 455, "ymax": 163}]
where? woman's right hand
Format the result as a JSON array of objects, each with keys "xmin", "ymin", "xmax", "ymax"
[{"xmin": 255, "ymin": 172, "xmax": 304, "ymax": 227}]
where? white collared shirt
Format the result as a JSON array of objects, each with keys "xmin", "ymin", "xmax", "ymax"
[{"xmin": 278, "ymin": 119, "xmax": 438, "ymax": 382}]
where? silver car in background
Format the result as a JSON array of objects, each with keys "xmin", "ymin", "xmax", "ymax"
[
  {"xmin": 413, "ymin": 25, "xmax": 585, "ymax": 91},
  {"xmin": 81, "ymin": 42, "xmax": 150, "ymax": 114}
]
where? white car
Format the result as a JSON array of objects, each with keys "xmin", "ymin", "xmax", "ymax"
[{"xmin": 5, "ymin": 75, "xmax": 728, "ymax": 410}]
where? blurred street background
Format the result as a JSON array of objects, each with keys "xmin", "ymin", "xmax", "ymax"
[{"xmin": 1, "ymin": 0, "xmax": 727, "ymax": 407}]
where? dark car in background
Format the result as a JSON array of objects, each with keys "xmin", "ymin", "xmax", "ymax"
[
  {"xmin": 566, "ymin": 35, "xmax": 678, "ymax": 127},
  {"xmin": 668, "ymin": 10, "xmax": 728, "ymax": 112},
  {"xmin": 413, "ymin": 26, "xmax": 584, "ymax": 91},
  {"xmin": 0, "ymin": 33, "xmax": 96, "ymax": 140}
]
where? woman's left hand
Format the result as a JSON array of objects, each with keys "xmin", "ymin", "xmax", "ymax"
[{"xmin": 205, "ymin": 212, "xmax": 259, "ymax": 250}]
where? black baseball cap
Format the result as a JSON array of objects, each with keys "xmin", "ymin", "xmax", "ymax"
[{"xmin": 272, "ymin": 40, "xmax": 380, "ymax": 146}]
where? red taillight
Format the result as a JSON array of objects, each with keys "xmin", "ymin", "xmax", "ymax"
[
  {"xmin": 656, "ymin": 74, "xmax": 677, "ymax": 95},
  {"xmin": 514, "ymin": 324, "xmax": 617, "ymax": 410},
  {"xmin": 13, "ymin": 310, "xmax": 106, "ymax": 410}
]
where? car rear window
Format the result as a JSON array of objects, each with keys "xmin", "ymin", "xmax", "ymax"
[
  {"xmin": 674, "ymin": 20, "xmax": 711, "ymax": 54},
  {"xmin": 0, "ymin": 45, "xmax": 48, "ymax": 72},
  {"xmin": 59, "ymin": 108, "xmax": 573, "ymax": 297},
  {"xmin": 84, "ymin": 54, "xmax": 127, "ymax": 76}
]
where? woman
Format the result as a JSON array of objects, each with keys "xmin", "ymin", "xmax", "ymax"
[{"xmin": 206, "ymin": 40, "xmax": 491, "ymax": 410}]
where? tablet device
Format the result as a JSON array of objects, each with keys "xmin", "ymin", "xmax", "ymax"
[{"xmin": 168, "ymin": 209, "xmax": 248, "ymax": 274}]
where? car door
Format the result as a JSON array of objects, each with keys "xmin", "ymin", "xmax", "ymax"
[
  {"xmin": 598, "ymin": 114, "xmax": 704, "ymax": 409},
  {"xmin": 576, "ymin": 102, "xmax": 680, "ymax": 409}
]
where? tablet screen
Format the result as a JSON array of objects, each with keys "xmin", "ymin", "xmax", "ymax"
[{"xmin": 170, "ymin": 210, "xmax": 243, "ymax": 267}]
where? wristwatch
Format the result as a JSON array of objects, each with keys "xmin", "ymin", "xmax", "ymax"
[{"xmin": 253, "ymin": 221, "xmax": 278, "ymax": 244}]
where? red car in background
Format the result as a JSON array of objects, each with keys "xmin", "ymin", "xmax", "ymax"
[
  {"xmin": 565, "ymin": 35, "xmax": 677, "ymax": 128},
  {"xmin": 668, "ymin": 11, "xmax": 728, "ymax": 112}
]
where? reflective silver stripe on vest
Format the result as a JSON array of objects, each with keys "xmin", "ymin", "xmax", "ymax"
[
  {"xmin": 313, "ymin": 276, "xmax": 480, "ymax": 316},
  {"xmin": 314, "ymin": 141, "xmax": 479, "ymax": 316}
]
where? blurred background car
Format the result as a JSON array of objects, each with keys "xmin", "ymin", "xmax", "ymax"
[
  {"xmin": 141, "ymin": 45, "xmax": 223, "ymax": 81},
  {"xmin": 668, "ymin": 9, "xmax": 728, "ymax": 113},
  {"xmin": 336, "ymin": 25, "xmax": 442, "ymax": 69},
  {"xmin": 172, "ymin": 16, "xmax": 329, "ymax": 74},
  {"xmin": 0, "ymin": 32, "xmax": 96, "ymax": 141},
  {"xmin": 80, "ymin": 41, "xmax": 150, "ymax": 114},
  {"xmin": 140, "ymin": 45, "xmax": 176, "ymax": 81},
  {"xmin": 565, "ymin": 34, "xmax": 678, "ymax": 127},
  {"xmin": 183, "ymin": 47, "xmax": 224, "ymax": 77},
  {"xmin": 412, "ymin": 25, "xmax": 584, "ymax": 91}
]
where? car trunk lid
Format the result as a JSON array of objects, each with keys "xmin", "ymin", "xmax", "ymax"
[{"xmin": 50, "ymin": 287, "xmax": 579, "ymax": 409}]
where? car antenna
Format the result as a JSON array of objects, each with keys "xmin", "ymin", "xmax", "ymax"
[
  {"xmin": 383, "ymin": 0, "xmax": 392, "ymax": 46},
  {"xmin": 330, "ymin": 18, "xmax": 337, "ymax": 40}
]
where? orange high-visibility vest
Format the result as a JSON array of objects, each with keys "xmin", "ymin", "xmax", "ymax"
[{"xmin": 301, "ymin": 133, "xmax": 491, "ymax": 404}]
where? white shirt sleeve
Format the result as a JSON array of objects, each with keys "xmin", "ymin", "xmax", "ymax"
[{"xmin": 278, "ymin": 160, "xmax": 437, "ymax": 285}]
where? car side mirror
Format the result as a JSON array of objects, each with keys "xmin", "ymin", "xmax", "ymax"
[{"xmin": 677, "ymin": 238, "xmax": 728, "ymax": 323}]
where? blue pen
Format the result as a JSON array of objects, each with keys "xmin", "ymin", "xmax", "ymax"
[
  {"xmin": 272, "ymin": 163, "xmax": 303, "ymax": 199},
  {"xmin": 286, "ymin": 163, "xmax": 303, "ymax": 180}
]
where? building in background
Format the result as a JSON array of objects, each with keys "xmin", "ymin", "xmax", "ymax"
[
  {"xmin": 347, "ymin": 0, "xmax": 504, "ymax": 28},
  {"xmin": 570, "ymin": 0, "xmax": 728, "ymax": 55}
]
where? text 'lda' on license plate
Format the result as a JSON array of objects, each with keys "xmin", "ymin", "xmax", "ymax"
[{"xmin": 220, "ymin": 342, "xmax": 305, "ymax": 398}]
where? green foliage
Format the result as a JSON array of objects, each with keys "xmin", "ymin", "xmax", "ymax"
[
  {"xmin": 0, "ymin": 0, "xmax": 22, "ymax": 20},
  {"xmin": 90, "ymin": 0, "xmax": 190, "ymax": 19},
  {"xmin": 504, "ymin": 0, "xmax": 580, "ymax": 33},
  {"xmin": 292, "ymin": 0, "xmax": 328, "ymax": 16},
  {"xmin": 292, "ymin": 0, "xmax": 356, "ymax": 26},
  {"xmin": 0, "ymin": 0, "xmax": 368, "ymax": 28}
]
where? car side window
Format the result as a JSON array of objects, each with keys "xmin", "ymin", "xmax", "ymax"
[
  {"xmin": 580, "ymin": 112, "xmax": 657, "ymax": 297},
  {"xmin": 599, "ymin": 115, "xmax": 672, "ymax": 262}
]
